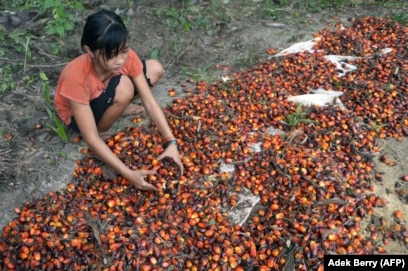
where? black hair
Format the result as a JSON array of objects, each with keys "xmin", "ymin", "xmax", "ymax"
[{"xmin": 81, "ymin": 9, "xmax": 129, "ymax": 60}]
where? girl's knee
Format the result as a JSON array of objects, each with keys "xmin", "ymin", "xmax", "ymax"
[
  {"xmin": 115, "ymin": 76, "xmax": 134, "ymax": 102},
  {"xmin": 145, "ymin": 59, "xmax": 164, "ymax": 86}
]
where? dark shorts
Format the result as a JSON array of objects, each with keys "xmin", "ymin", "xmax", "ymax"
[{"xmin": 69, "ymin": 60, "xmax": 152, "ymax": 132}]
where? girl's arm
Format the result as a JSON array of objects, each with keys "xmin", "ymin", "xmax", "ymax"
[
  {"xmin": 132, "ymin": 73, "xmax": 184, "ymax": 174},
  {"xmin": 70, "ymin": 100, "xmax": 158, "ymax": 190}
]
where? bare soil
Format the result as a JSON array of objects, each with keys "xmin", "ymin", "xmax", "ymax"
[{"xmin": 0, "ymin": 0, "xmax": 407, "ymax": 258}]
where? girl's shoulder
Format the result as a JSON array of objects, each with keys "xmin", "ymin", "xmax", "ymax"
[
  {"xmin": 128, "ymin": 48, "xmax": 139, "ymax": 59},
  {"xmin": 62, "ymin": 54, "xmax": 92, "ymax": 76},
  {"xmin": 121, "ymin": 49, "xmax": 143, "ymax": 77}
]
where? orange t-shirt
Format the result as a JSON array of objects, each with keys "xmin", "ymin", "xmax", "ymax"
[{"xmin": 54, "ymin": 49, "xmax": 143, "ymax": 125}]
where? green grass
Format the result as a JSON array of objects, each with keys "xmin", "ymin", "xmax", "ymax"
[
  {"xmin": 46, "ymin": 107, "xmax": 68, "ymax": 143},
  {"xmin": 40, "ymin": 71, "xmax": 68, "ymax": 143},
  {"xmin": 155, "ymin": 5, "xmax": 210, "ymax": 32},
  {"xmin": 285, "ymin": 105, "xmax": 315, "ymax": 129},
  {"xmin": 0, "ymin": 0, "xmax": 84, "ymax": 94},
  {"xmin": 392, "ymin": 10, "xmax": 408, "ymax": 24},
  {"xmin": 181, "ymin": 65, "xmax": 213, "ymax": 83},
  {"xmin": 151, "ymin": 0, "xmax": 406, "ymax": 88},
  {"xmin": 261, "ymin": 0, "xmax": 406, "ymax": 20}
]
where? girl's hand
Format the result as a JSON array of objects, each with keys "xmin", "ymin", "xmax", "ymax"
[
  {"xmin": 157, "ymin": 144, "xmax": 184, "ymax": 175},
  {"xmin": 125, "ymin": 169, "xmax": 159, "ymax": 191}
]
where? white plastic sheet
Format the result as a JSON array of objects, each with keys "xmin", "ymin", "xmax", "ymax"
[{"xmin": 275, "ymin": 37, "xmax": 321, "ymax": 56}]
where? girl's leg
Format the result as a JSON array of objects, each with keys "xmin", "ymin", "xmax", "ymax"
[
  {"xmin": 144, "ymin": 59, "xmax": 164, "ymax": 86},
  {"xmin": 97, "ymin": 75, "xmax": 135, "ymax": 132},
  {"xmin": 97, "ymin": 59, "xmax": 164, "ymax": 132},
  {"xmin": 121, "ymin": 59, "xmax": 164, "ymax": 115}
]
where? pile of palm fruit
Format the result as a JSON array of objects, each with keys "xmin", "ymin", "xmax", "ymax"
[{"xmin": 1, "ymin": 17, "xmax": 407, "ymax": 271}]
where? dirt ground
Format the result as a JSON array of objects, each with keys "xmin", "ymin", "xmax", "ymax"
[{"xmin": 0, "ymin": 0, "xmax": 407, "ymax": 258}]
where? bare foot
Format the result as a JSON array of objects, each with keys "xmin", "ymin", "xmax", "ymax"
[{"xmin": 122, "ymin": 104, "xmax": 145, "ymax": 116}]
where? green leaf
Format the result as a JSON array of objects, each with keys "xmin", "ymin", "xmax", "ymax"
[
  {"xmin": 56, "ymin": 26, "xmax": 65, "ymax": 38},
  {"xmin": 46, "ymin": 107, "xmax": 68, "ymax": 143},
  {"xmin": 150, "ymin": 48, "xmax": 160, "ymax": 59},
  {"xmin": 41, "ymin": 0, "xmax": 56, "ymax": 13},
  {"xmin": 40, "ymin": 72, "xmax": 49, "ymax": 81},
  {"xmin": 184, "ymin": 21, "xmax": 191, "ymax": 31},
  {"xmin": 64, "ymin": 22, "xmax": 74, "ymax": 31}
]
